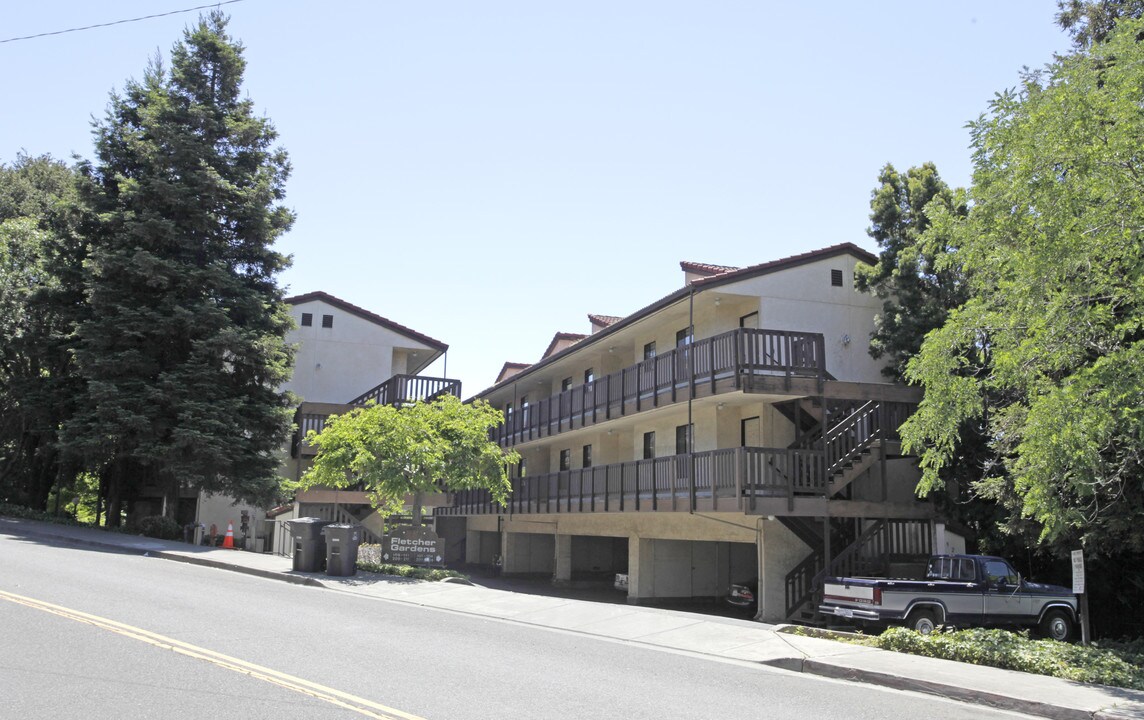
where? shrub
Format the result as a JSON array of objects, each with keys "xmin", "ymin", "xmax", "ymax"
[
  {"xmin": 868, "ymin": 627, "xmax": 1144, "ymax": 690},
  {"xmin": 133, "ymin": 515, "xmax": 182, "ymax": 540}
]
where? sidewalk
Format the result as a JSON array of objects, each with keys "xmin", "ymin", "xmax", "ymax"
[{"xmin": 4, "ymin": 517, "xmax": 1143, "ymax": 720}]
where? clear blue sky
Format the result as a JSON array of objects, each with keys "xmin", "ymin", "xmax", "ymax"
[{"xmin": 2, "ymin": 1, "xmax": 1073, "ymax": 397}]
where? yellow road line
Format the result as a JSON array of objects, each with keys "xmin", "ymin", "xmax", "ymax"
[{"xmin": 0, "ymin": 589, "xmax": 425, "ymax": 720}]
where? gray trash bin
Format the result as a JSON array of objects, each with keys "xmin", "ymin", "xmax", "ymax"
[
  {"xmin": 322, "ymin": 524, "xmax": 363, "ymax": 577},
  {"xmin": 288, "ymin": 517, "xmax": 333, "ymax": 572}
]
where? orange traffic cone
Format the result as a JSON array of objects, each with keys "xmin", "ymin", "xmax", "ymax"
[{"xmin": 222, "ymin": 522, "xmax": 235, "ymax": 549}]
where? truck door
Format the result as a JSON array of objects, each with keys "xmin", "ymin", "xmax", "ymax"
[{"xmin": 982, "ymin": 559, "xmax": 1033, "ymax": 622}]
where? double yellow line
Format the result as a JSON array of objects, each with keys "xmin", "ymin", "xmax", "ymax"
[{"xmin": 0, "ymin": 589, "xmax": 425, "ymax": 720}]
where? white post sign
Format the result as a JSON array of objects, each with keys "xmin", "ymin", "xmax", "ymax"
[{"xmin": 1071, "ymin": 549, "xmax": 1085, "ymax": 594}]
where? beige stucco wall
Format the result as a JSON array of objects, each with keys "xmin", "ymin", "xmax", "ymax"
[
  {"xmin": 285, "ymin": 298, "xmax": 437, "ymax": 404},
  {"xmin": 717, "ymin": 256, "xmax": 887, "ymax": 383},
  {"xmin": 195, "ymin": 492, "xmax": 267, "ymax": 549}
]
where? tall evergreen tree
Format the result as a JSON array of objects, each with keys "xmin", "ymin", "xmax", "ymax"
[{"xmin": 65, "ymin": 13, "xmax": 296, "ymax": 522}]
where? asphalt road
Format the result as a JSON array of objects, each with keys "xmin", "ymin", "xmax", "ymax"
[{"xmin": 0, "ymin": 533, "xmax": 1040, "ymax": 720}]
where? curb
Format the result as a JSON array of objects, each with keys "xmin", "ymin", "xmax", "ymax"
[
  {"xmin": 799, "ymin": 659, "xmax": 1090, "ymax": 720},
  {"xmin": 148, "ymin": 550, "xmax": 326, "ymax": 588}
]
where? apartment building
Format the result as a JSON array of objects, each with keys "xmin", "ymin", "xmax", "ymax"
[
  {"xmin": 438, "ymin": 243, "xmax": 941, "ymax": 623},
  {"xmin": 281, "ymin": 291, "xmax": 463, "ymax": 544}
]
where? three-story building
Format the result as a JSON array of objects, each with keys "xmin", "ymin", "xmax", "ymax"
[{"xmin": 439, "ymin": 244, "xmax": 939, "ymax": 623}]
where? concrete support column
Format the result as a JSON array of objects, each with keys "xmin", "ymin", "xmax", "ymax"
[
  {"xmin": 756, "ymin": 519, "xmax": 803, "ymax": 623},
  {"xmin": 502, "ymin": 531, "xmax": 518, "ymax": 574},
  {"xmin": 554, "ymin": 534, "xmax": 573, "ymax": 585},
  {"xmin": 465, "ymin": 530, "xmax": 482, "ymax": 564},
  {"xmin": 626, "ymin": 536, "xmax": 655, "ymax": 603}
]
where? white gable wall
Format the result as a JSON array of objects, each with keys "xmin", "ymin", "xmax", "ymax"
[
  {"xmin": 718, "ymin": 254, "xmax": 888, "ymax": 383},
  {"xmin": 285, "ymin": 299, "xmax": 438, "ymax": 404}
]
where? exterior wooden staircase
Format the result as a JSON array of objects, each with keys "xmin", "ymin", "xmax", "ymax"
[{"xmin": 773, "ymin": 398, "xmax": 928, "ymax": 624}]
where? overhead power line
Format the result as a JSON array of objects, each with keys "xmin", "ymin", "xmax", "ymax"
[{"xmin": 0, "ymin": 1, "xmax": 247, "ymax": 44}]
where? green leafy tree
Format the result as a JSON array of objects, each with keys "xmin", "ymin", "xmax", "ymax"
[
  {"xmin": 855, "ymin": 162, "xmax": 969, "ymax": 380},
  {"xmin": 64, "ymin": 13, "xmax": 295, "ymax": 523},
  {"xmin": 1057, "ymin": 0, "xmax": 1144, "ymax": 47},
  {"xmin": 901, "ymin": 20, "xmax": 1144, "ymax": 556},
  {"xmin": 0, "ymin": 155, "xmax": 86, "ymax": 511},
  {"xmin": 300, "ymin": 396, "xmax": 519, "ymax": 523}
]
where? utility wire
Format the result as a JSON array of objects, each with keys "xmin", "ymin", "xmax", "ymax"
[{"xmin": 1, "ymin": 1, "xmax": 246, "ymax": 44}]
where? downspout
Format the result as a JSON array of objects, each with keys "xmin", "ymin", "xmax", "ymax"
[{"xmin": 688, "ymin": 286, "xmax": 696, "ymax": 513}]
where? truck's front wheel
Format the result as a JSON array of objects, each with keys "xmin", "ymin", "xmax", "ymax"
[
  {"xmin": 1039, "ymin": 610, "xmax": 1074, "ymax": 642},
  {"xmin": 906, "ymin": 608, "xmax": 939, "ymax": 635}
]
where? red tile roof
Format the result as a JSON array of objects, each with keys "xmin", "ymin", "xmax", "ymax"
[
  {"xmin": 495, "ymin": 361, "xmax": 531, "ymax": 384},
  {"xmin": 542, "ymin": 332, "xmax": 588, "ymax": 359},
  {"xmin": 588, "ymin": 314, "xmax": 622, "ymax": 327},
  {"xmin": 680, "ymin": 261, "xmax": 740, "ymax": 277}
]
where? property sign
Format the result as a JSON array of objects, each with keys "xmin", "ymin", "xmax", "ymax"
[
  {"xmin": 1071, "ymin": 549, "xmax": 1085, "ymax": 594},
  {"xmin": 382, "ymin": 525, "xmax": 444, "ymax": 566}
]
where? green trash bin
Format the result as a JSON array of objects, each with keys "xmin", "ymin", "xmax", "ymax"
[
  {"xmin": 322, "ymin": 524, "xmax": 363, "ymax": 577},
  {"xmin": 288, "ymin": 517, "xmax": 333, "ymax": 572}
]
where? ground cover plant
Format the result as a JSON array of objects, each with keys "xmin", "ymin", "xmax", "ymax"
[{"xmin": 863, "ymin": 627, "xmax": 1144, "ymax": 690}]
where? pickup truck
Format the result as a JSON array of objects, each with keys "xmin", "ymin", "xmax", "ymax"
[{"xmin": 818, "ymin": 554, "xmax": 1078, "ymax": 641}]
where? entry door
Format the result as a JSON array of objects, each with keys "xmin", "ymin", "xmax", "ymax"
[{"xmin": 741, "ymin": 417, "xmax": 761, "ymax": 448}]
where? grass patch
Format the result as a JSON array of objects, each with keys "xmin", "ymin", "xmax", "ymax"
[
  {"xmin": 355, "ymin": 543, "xmax": 467, "ymax": 582},
  {"xmin": 856, "ymin": 627, "xmax": 1144, "ymax": 690}
]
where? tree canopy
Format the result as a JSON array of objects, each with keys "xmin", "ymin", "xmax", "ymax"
[
  {"xmin": 855, "ymin": 162, "xmax": 968, "ymax": 381},
  {"xmin": 900, "ymin": 19, "xmax": 1144, "ymax": 554},
  {"xmin": 300, "ymin": 396, "xmax": 519, "ymax": 520},
  {"xmin": 0, "ymin": 155, "xmax": 85, "ymax": 510},
  {"xmin": 60, "ymin": 12, "xmax": 296, "ymax": 521}
]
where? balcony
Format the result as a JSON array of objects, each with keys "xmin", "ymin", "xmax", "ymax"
[
  {"xmin": 349, "ymin": 374, "xmax": 461, "ymax": 407},
  {"xmin": 291, "ymin": 374, "xmax": 462, "ymax": 457},
  {"xmin": 439, "ymin": 446, "xmax": 828, "ymax": 516},
  {"xmin": 494, "ymin": 327, "xmax": 825, "ymax": 447}
]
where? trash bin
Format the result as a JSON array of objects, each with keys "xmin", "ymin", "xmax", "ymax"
[
  {"xmin": 322, "ymin": 524, "xmax": 363, "ymax": 577},
  {"xmin": 288, "ymin": 517, "xmax": 333, "ymax": 572}
]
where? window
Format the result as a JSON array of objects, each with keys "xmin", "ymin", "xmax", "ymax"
[
  {"xmin": 676, "ymin": 327, "xmax": 693, "ymax": 347},
  {"xmin": 517, "ymin": 458, "xmax": 527, "ymax": 477},
  {"xmin": 584, "ymin": 368, "xmax": 594, "ymax": 384},
  {"xmin": 300, "ymin": 312, "xmax": 313, "ymax": 327},
  {"xmin": 505, "ymin": 401, "xmax": 513, "ymax": 419},
  {"xmin": 642, "ymin": 431, "xmax": 656, "ymax": 460},
  {"xmin": 739, "ymin": 311, "xmax": 759, "ymax": 329},
  {"xmin": 643, "ymin": 341, "xmax": 656, "ymax": 360},
  {"xmin": 582, "ymin": 444, "xmax": 592, "ymax": 468},
  {"xmin": 831, "ymin": 269, "xmax": 844, "ymax": 287},
  {"xmin": 321, "ymin": 314, "xmax": 334, "ymax": 328},
  {"xmin": 559, "ymin": 449, "xmax": 571, "ymax": 471},
  {"xmin": 984, "ymin": 560, "xmax": 1019, "ymax": 587},
  {"xmin": 561, "ymin": 377, "xmax": 572, "ymax": 392},
  {"xmin": 520, "ymin": 395, "xmax": 529, "ymax": 425},
  {"xmin": 675, "ymin": 424, "xmax": 693, "ymax": 455}
]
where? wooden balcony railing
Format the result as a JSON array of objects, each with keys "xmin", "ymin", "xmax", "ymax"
[
  {"xmin": 438, "ymin": 446, "xmax": 827, "ymax": 516},
  {"xmin": 292, "ymin": 375, "xmax": 462, "ymax": 457},
  {"xmin": 494, "ymin": 328, "xmax": 825, "ymax": 447},
  {"xmin": 349, "ymin": 374, "xmax": 461, "ymax": 407}
]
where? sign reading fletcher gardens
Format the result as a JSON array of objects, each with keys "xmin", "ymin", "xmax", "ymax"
[{"xmin": 382, "ymin": 525, "xmax": 444, "ymax": 566}]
